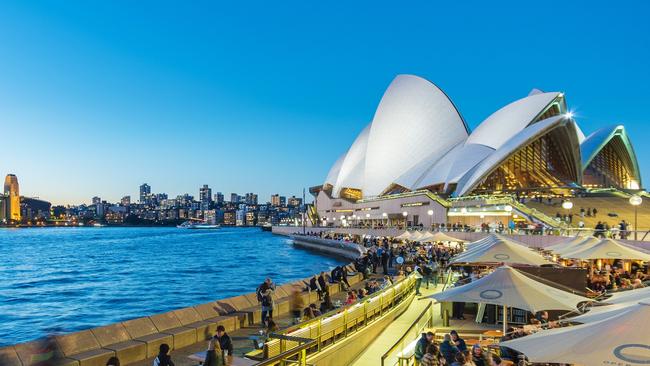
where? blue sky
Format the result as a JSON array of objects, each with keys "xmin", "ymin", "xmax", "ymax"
[{"xmin": 1, "ymin": 1, "xmax": 649, "ymax": 205}]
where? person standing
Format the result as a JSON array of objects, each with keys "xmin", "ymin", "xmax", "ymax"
[
  {"xmin": 413, "ymin": 264, "xmax": 424, "ymax": 295},
  {"xmin": 257, "ymin": 278, "xmax": 275, "ymax": 327},
  {"xmin": 214, "ymin": 325, "xmax": 233, "ymax": 364},
  {"xmin": 203, "ymin": 338, "xmax": 224, "ymax": 366},
  {"xmin": 290, "ymin": 285, "xmax": 305, "ymax": 324}
]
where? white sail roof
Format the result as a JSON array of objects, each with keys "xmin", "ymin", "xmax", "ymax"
[
  {"xmin": 566, "ymin": 238, "xmax": 650, "ymax": 261},
  {"xmin": 324, "ymin": 153, "xmax": 346, "ymax": 187},
  {"xmin": 363, "ymin": 74, "xmax": 469, "ymax": 197},
  {"xmin": 603, "ymin": 286, "xmax": 650, "ymax": 305},
  {"xmin": 333, "ymin": 123, "xmax": 371, "ymax": 196},
  {"xmin": 466, "ymin": 92, "xmax": 561, "ymax": 149}
]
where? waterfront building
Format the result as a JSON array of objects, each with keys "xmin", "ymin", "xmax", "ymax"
[
  {"xmin": 230, "ymin": 193, "xmax": 240, "ymax": 204},
  {"xmin": 139, "ymin": 183, "xmax": 151, "ymax": 203},
  {"xmin": 271, "ymin": 194, "xmax": 281, "ymax": 206},
  {"xmin": 287, "ymin": 195, "xmax": 303, "ymax": 207},
  {"xmin": 3, "ymin": 174, "xmax": 21, "ymax": 223},
  {"xmin": 312, "ymin": 74, "xmax": 644, "ymax": 228},
  {"xmin": 214, "ymin": 192, "xmax": 224, "ymax": 205},
  {"xmin": 199, "ymin": 184, "xmax": 212, "ymax": 211},
  {"xmin": 92, "ymin": 196, "xmax": 101, "ymax": 205},
  {"xmin": 245, "ymin": 192, "xmax": 258, "ymax": 205},
  {"xmin": 223, "ymin": 210, "xmax": 236, "ymax": 225},
  {"xmin": 120, "ymin": 195, "xmax": 131, "ymax": 206},
  {"xmin": 21, "ymin": 197, "xmax": 51, "ymax": 221}
]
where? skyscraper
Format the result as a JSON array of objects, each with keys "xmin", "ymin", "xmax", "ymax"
[
  {"xmin": 230, "ymin": 193, "xmax": 240, "ymax": 204},
  {"xmin": 4, "ymin": 174, "xmax": 21, "ymax": 223},
  {"xmin": 199, "ymin": 184, "xmax": 212, "ymax": 210},
  {"xmin": 271, "ymin": 194, "xmax": 280, "ymax": 207},
  {"xmin": 214, "ymin": 192, "xmax": 224, "ymax": 205},
  {"xmin": 139, "ymin": 183, "xmax": 151, "ymax": 203}
]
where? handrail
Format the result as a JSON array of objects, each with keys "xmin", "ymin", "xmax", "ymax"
[
  {"xmin": 380, "ymin": 301, "xmax": 435, "ymax": 366},
  {"xmin": 257, "ymin": 274, "xmax": 417, "ymax": 364},
  {"xmin": 254, "ymin": 334, "xmax": 316, "ymax": 366}
]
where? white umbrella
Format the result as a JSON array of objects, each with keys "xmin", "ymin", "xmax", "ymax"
[
  {"xmin": 501, "ymin": 302, "xmax": 650, "ymax": 365},
  {"xmin": 430, "ymin": 266, "xmax": 591, "ymax": 332},
  {"xmin": 603, "ymin": 286, "xmax": 650, "ymax": 304},
  {"xmin": 394, "ymin": 231, "xmax": 412, "ymax": 240},
  {"xmin": 565, "ymin": 238, "xmax": 650, "ymax": 261},
  {"xmin": 418, "ymin": 231, "xmax": 466, "ymax": 243},
  {"xmin": 451, "ymin": 234, "xmax": 553, "ymax": 266},
  {"xmin": 409, "ymin": 231, "xmax": 425, "ymax": 241},
  {"xmin": 553, "ymin": 237, "xmax": 600, "ymax": 257},
  {"xmin": 545, "ymin": 235, "xmax": 592, "ymax": 252},
  {"xmin": 567, "ymin": 301, "xmax": 638, "ymax": 323}
]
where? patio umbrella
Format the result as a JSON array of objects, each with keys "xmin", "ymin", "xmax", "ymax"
[
  {"xmin": 545, "ymin": 235, "xmax": 592, "ymax": 252},
  {"xmin": 409, "ymin": 231, "xmax": 425, "ymax": 241},
  {"xmin": 416, "ymin": 231, "xmax": 436, "ymax": 242},
  {"xmin": 553, "ymin": 237, "xmax": 600, "ymax": 257},
  {"xmin": 500, "ymin": 302, "xmax": 650, "ymax": 365},
  {"xmin": 394, "ymin": 231, "xmax": 412, "ymax": 241},
  {"xmin": 564, "ymin": 238, "xmax": 650, "ymax": 261},
  {"xmin": 451, "ymin": 234, "xmax": 553, "ymax": 266},
  {"xmin": 429, "ymin": 266, "xmax": 591, "ymax": 332},
  {"xmin": 603, "ymin": 286, "xmax": 650, "ymax": 304},
  {"xmin": 567, "ymin": 301, "xmax": 638, "ymax": 323},
  {"xmin": 418, "ymin": 231, "xmax": 466, "ymax": 243}
]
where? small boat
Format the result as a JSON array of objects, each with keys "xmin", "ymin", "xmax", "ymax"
[{"xmin": 177, "ymin": 221, "xmax": 221, "ymax": 229}]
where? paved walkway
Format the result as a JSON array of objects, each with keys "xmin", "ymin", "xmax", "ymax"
[{"xmin": 351, "ymin": 281, "xmax": 441, "ymax": 366}]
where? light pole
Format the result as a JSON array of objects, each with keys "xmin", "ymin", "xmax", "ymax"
[
  {"xmin": 382, "ymin": 212, "xmax": 388, "ymax": 228},
  {"xmin": 427, "ymin": 209, "xmax": 434, "ymax": 230},
  {"xmin": 402, "ymin": 211, "xmax": 408, "ymax": 229},
  {"xmin": 562, "ymin": 200, "xmax": 573, "ymax": 226},
  {"xmin": 629, "ymin": 195, "xmax": 642, "ymax": 240}
]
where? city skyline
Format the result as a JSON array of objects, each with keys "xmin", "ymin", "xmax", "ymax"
[{"xmin": 1, "ymin": 2, "xmax": 649, "ymax": 205}]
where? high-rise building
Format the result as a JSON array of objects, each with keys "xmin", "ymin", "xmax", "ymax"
[
  {"xmin": 4, "ymin": 174, "xmax": 20, "ymax": 223},
  {"xmin": 92, "ymin": 196, "xmax": 101, "ymax": 205},
  {"xmin": 230, "ymin": 193, "xmax": 240, "ymax": 204},
  {"xmin": 288, "ymin": 196, "xmax": 303, "ymax": 207},
  {"xmin": 214, "ymin": 192, "xmax": 224, "ymax": 205},
  {"xmin": 245, "ymin": 193, "xmax": 258, "ymax": 205},
  {"xmin": 280, "ymin": 196, "xmax": 286, "ymax": 207},
  {"xmin": 139, "ymin": 183, "xmax": 151, "ymax": 203},
  {"xmin": 271, "ymin": 194, "xmax": 280, "ymax": 207},
  {"xmin": 199, "ymin": 184, "xmax": 212, "ymax": 210}
]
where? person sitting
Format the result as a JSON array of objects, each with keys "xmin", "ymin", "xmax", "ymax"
[
  {"xmin": 319, "ymin": 292, "xmax": 334, "ymax": 314},
  {"xmin": 309, "ymin": 303, "xmax": 322, "ymax": 317},
  {"xmin": 490, "ymin": 354, "xmax": 503, "ymax": 366},
  {"xmin": 471, "ymin": 344, "xmax": 488, "ymax": 366},
  {"xmin": 439, "ymin": 334, "xmax": 460, "ymax": 365},
  {"xmin": 450, "ymin": 330, "xmax": 467, "ymax": 352},
  {"xmin": 421, "ymin": 344, "xmax": 439, "ymax": 366},
  {"xmin": 414, "ymin": 332, "xmax": 435, "ymax": 365},
  {"xmin": 345, "ymin": 290, "xmax": 357, "ymax": 305},
  {"xmin": 451, "ymin": 352, "xmax": 467, "ymax": 366},
  {"xmin": 106, "ymin": 357, "xmax": 120, "ymax": 366},
  {"xmin": 153, "ymin": 344, "xmax": 174, "ymax": 366}
]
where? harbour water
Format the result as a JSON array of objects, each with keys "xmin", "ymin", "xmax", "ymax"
[{"xmin": 0, "ymin": 227, "xmax": 346, "ymax": 346}]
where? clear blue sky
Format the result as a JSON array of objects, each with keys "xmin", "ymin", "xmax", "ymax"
[{"xmin": 1, "ymin": 1, "xmax": 648, "ymax": 205}]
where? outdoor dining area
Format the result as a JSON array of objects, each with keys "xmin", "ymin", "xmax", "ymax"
[{"xmin": 428, "ymin": 233, "xmax": 650, "ymax": 365}]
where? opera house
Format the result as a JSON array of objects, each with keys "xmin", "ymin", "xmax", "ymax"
[{"xmin": 310, "ymin": 74, "xmax": 643, "ymax": 228}]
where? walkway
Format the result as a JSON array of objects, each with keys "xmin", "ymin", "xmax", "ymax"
[{"xmin": 351, "ymin": 281, "xmax": 441, "ymax": 366}]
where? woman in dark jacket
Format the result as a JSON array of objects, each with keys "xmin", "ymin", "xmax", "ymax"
[
  {"xmin": 203, "ymin": 338, "xmax": 224, "ymax": 366},
  {"xmin": 153, "ymin": 344, "xmax": 174, "ymax": 366}
]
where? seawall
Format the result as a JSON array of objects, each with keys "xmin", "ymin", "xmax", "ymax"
[{"xmin": 289, "ymin": 235, "xmax": 367, "ymax": 260}]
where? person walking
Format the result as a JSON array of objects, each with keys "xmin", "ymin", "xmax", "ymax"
[{"xmin": 413, "ymin": 264, "xmax": 424, "ymax": 295}]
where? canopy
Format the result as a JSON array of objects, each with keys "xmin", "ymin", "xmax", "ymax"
[
  {"xmin": 564, "ymin": 238, "xmax": 650, "ymax": 261},
  {"xmin": 545, "ymin": 235, "xmax": 592, "ymax": 252},
  {"xmin": 567, "ymin": 301, "xmax": 638, "ymax": 324},
  {"xmin": 451, "ymin": 234, "xmax": 553, "ymax": 266},
  {"xmin": 409, "ymin": 231, "xmax": 425, "ymax": 241},
  {"xmin": 500, "ymin": 302, "xmax": 650, "ymax": 365},
  {"xmin": 418, "ymin": 231, "xmax": 466, "ymax": 243},
  {"xmin": 393, "ymin": 231, "xmax": 412, "ymax": 240},
  {"xmin": 603, "ymin": 286, "xmax": 650, "ymax": 304},
  {"xmin": 553, "ymin": 237, "xmax": 600, "ymax": 257},
  {"xmin": 429, "ymin": 266, "xmax": 590, "ymax": 313}
]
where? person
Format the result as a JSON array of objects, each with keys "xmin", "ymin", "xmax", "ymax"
[
  {"xmin": 471, "ymin": 344, "xmax": 488, "ymax": 366},
  {"xmin": 439, "ymin": 334, "xmax": 459, "ymax": 365},
  {"xmin": 309, "ymin": 303, "xmax": 322, "ymax": 317},
  {"xmin": 450, "ymin": 330, "xmax": 467, "ymax": 352},
  {"xmin": 257, "ymin": 278, "xmax": 275, "ymax": 327},
  {"xmin": 290, "ymin": 285, "xmax": 305, "ymax": 324},
  {"xmin": 203, "ymin": 338, "xmax": 224, "ymax": 366},
  {"xmin": 357, "ymin": 288, "xmax": 367, "ymax": 300},
  {"xmin": 414, "ymin": 332, "xmax": 434, "ymax": 365},
  {"xmin": 422, "ymin": 263, "xmax": 433, "ymax": 289},
  {"xmin": 106, "ymin": 357, "xmax": 120, "ymax": 366},
  {"xmin": 451, "ymin": 352, "xmax": 466, "ymax": 366},
  {"xmin": 318, "ymin": 272, "xmax": 329, "ymax": 298},
  {"xmin": 153, "ymin": 344, "xmax": 174, "ymax": 366},
  {"xmin": 421, "ymin": 344, "xmax": 439, "ymax": 366},
  {"xmin": 303, "ymin": 306, "xmax": 315, "ymax": 320},
  {"xmin": 309, "ymin": 275, "xmax": 322, "ymax": 300},
  {"xmin": 345, "ymin": 290, "xmax": 357, "ymax": 305},
  {"xmin": 381, "ymin": 249, "xmax": 390, "ymax": 275},
  {"xmin": 414, "ymin": 264, "xmax": 424, "ymax": 295},
  {"xmin": 319, "ymin": 292, "xmax": 334, "ymax": 314},
  {"xmin": 214, "ymin": 325, "xmax": 233, "ymax": 363}
]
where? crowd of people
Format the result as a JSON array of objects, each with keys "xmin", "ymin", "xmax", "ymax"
[{"xmin": 412, "ymin": 330, "xmax": 511, "ymax": 366}]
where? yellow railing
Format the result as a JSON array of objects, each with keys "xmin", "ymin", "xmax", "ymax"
[
  {"xmin": 380, "ymin": 301, "xmax": 435, "ymax": 366},
  {"xmin": 256, "ymin": 275, "xmax": 417, "ymax": 364}
]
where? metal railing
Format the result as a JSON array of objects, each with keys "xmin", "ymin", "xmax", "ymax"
[
  {"xmin": 255, "ymin": 275, "xmax": 417, "ymax": 364},
  {"xmin": 380, "ymin": 301, "xmax": 435, "ymax": 366},
  {"xmin": 254, "ymin": 334, "xmax": 316, "ymax": 366}
]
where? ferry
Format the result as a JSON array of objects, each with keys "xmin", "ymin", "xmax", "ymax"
[{"xmin": 176, "ymin": 221, "xmax": 221, "ymax": 229}]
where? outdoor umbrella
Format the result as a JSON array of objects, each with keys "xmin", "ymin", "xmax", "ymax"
[
  {"xmin": 553, "ymin": 237, "xmax": 600, "ymax": 257},
  {"xmin": 418, "ymin": 231, "xmax": 466, "ymax": 243},
  {"xmin": 416, "ymin": 231, "xmax": 436, "ymax": 242},
  {"xmin": 451, "ymin": 234, "xmax": 553, "ymax": 266},
  {"xmin": 394, "ymin": 231, "xmax": 412, "ymax": 241},
  {"xmin": 567, "ymin": 300, "xmax": 638, "ymax": 323},
  {"xmin": 500, "ymin": 302, "xmax": 650, "ymax": 365},
  {"xmin": 564, "ymin": 238, "xmax": 650, "ymax": 261},
  {"xmin": 603, "ymin": 286, "xmax": 650, "ymax": 304},
  {"xmin": 429, "ymin": 266, "xmax": 591, "ymax": 332},
  {"xmin": 409, "ymin": 231, "xmax": 425, "ymax": 241},
  {"xmin": 545, "ymin": 235, "xmax": 592, "ymax": 252}
]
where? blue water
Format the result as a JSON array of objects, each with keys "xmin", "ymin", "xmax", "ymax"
[{"xmin": 0, "ymin": 227, "xmax": 345, "ymax": 346}]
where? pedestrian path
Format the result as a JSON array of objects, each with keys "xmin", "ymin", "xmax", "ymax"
[{"xmin": 351, "ymin": 283, "xmax": 442, "ymax": 366}]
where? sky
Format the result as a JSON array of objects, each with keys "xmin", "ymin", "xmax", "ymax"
[{"xmin": 1, "ymin": 1, "xmax": 649, "ymax": 205}]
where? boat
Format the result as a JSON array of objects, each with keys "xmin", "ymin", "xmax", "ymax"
[{"xmin": 176, "ymin": 221, "xmax": 221, "ymax": 229}]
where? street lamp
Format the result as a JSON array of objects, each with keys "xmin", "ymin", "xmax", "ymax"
[
  {"xmin": 427, "ymin": 209, "xmax": 434, "ymax": 229},
  {"xmin": 561, "ymin": 200, "xmax": 573, "ymax": 210},
  {"xmin": 382, "ymin": 212, "xmax": 388, "ymax": 228},
  {"xmin": 402, "ymin": 211, "xmax": 408, "ymax": 229},
  {"xmin": 629, "ymin": 195, "xmax": 642, "ymax": 240}
]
